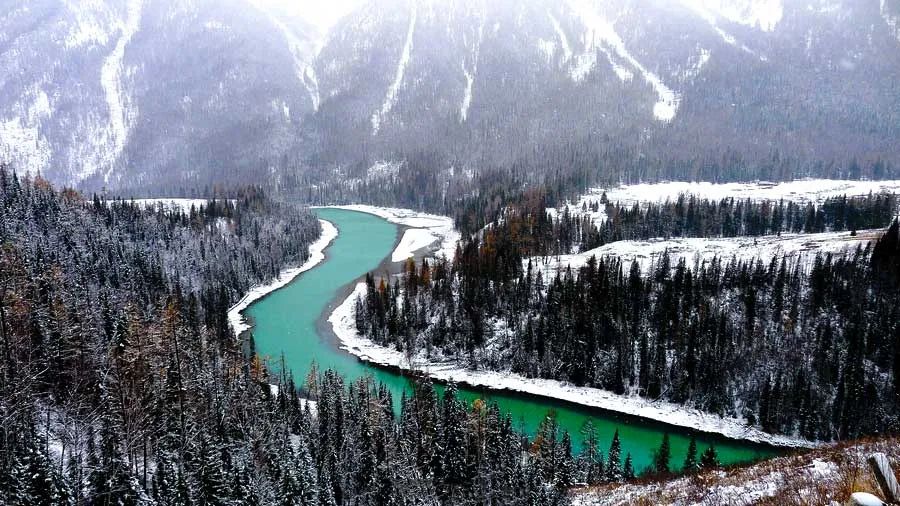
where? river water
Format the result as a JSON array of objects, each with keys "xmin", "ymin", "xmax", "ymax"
[{"xmin": 245, "ymin": 208, "xmax": 778, "ymax": 473}]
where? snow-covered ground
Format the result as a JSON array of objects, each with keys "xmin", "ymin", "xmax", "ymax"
[
  {"xmin": 329, "ymin": 282, "xmax": 812, "ymax": 449},
  {"xmin": 556, "ymin": 180, "xmax": 900, "ymax": 227},
  {"xmin": 319, "ymin": 205, "xmax": 460, "ymax": 262},
  {"xmin": 528, "ymin": 229, "xmax": 879, "ymax": 278},
  {"xmin": 371, "ymin": 0, "xmax": 417, "ymax": 135},
  {"xmin": 228, "ymin": 219, "xmax": 337, "ymax": 336},
  {"xmin": 122, "ymin": 198, "xmax": 236, "ymax": 214},
  {"xmin": 572, "ymin": 436, "xmax": 900, "ymax": 506}
]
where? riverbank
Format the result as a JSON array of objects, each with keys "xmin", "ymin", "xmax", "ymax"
[
  {"xmin": 329, "ymin": 281, "xmax": 815, "ymax": 450},
  {"xmin": 314, "ymin": 205, "xmax": 460, "ymax": 261},
  {"xmin": 228, "ymin": 219, "xmax": 338, "ymax": 336},
  {"xmin": 572, "ymin": 436, "xmax": 900, "ymax": 505}
]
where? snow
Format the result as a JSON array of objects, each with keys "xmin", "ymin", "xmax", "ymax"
[
  {"xmin": 572, "ymin": 439, "xmax": 900, "ymax": 505},
  {"xmin": 850, "ymin": 492, "xmax": 886, "ymax": 506},
  {"xmin": 98, "ymin": 0, "xmax": 143, "ymax": 183},
  {"xmin": 228, "ymin": 220, "xmax": 337, "ymax": 336},
  {"xmin": 883, "ymin": 0, "xmax": 900, "ymax": 43},
  {"xmin": 366, "ymin": 160, "xmax": 401, "ymax": 180},
  {"xmin": 393, "ymin": 228, "xmax": 440, "ymax": 262},
  {"xmin": 460, "ymin": 8, "xmax": 485, "ymax": 122},
  {"xmin": 0, "ymin": 117, "xmax": 52, "ymax": 176},
  {"xmin": 567, "ymin": 0, "xmax": 679, "ymax": 121},
  {"xmin": 329, "ymin": 284, "xmax": 812, "ymax": 449},
  {"xmin": 680, "ymin": 0, "xmax": 783, "ymax": 33},
  {"xmin": 318, "ymin": 205, "xmax": 460, "ymax": 262},
  {"xmin": 64, "ymin": 0, "xmax": 113, "ymax": 49},
  {"xmin": 680, "ymin": 0, "xmax": 766, "ymax": 57},
  {"xmin": 680, "ymin": 48, "xmax": 712, "ymax": 81},
  {"xmin": 579, "ymin": 180, "xmax": 900, "ymax": 210},
  {"xmin": 372, "ymin": 1, "xmax": 417, "ymax": 135},
  {"xmin": 548, "ymin": 12, "xmax": 573, "ymax": 62},
  {"xmin": 248, "ymin": 0, "xmax": 321, "ymax": 110},
  {"xmin": 0, "ymin": 85, "xmax": 54, "ymax": 176},
  {"xmin": 126, "ymin": 198, "xmax": 229, "ymax": 214},
  {"xmin": 528, "ymin": 230, "xmax": 880, "ymax": 278}
]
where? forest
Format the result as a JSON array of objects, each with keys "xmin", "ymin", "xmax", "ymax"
[
  {"xmin": 355, "ymin": 194, "xmax": 900, "ymax": 442},
  {"xmin": 0, "ymin": 166, "xmax": 621, "ymax": 505}
]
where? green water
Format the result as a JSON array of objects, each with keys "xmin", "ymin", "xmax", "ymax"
[{"xmin": 246, "ymin": 208, "xmax": 779, "ymax": 473}]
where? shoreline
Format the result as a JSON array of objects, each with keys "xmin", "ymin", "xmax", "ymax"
[
  {"xmin": 227, "ymin": 219, "xmax": 338, "ymax": 336},
  {"xmin": 314, "ymin": 204, "xmax": 460, "ymax": 262},
  {"xmin": 328, "ymin": 281, "xmax": 817, "ymax": 450}
]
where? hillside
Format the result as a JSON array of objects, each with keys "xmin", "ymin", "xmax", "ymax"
[
  {"xmin": 573, "ymin": 436, "xmax": 900, "ymax": 505},
  {"xmin": 2, "ymin": 0, "xmax": 900, "ymax": 193}
]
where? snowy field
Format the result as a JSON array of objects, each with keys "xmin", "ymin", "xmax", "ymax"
[
  {"xmin": 553, "ymin": 179, "xmax": 900, "ymax": 226},
  {"xmin": 329, "ymin": 282, "xmax": 812, "ymax": 449},
  {"xmin": 528, "ymin": 229, "xmax": 879, "ymax": 279},
  {"xmin": 121, "ymin": 198, "xmax": 234, "ymax": 214},
  {"xmin": 318, "ymin": 205, "xmax": 460, "ymax": 262},
  {"xmin": 227, "ymin": 219, "xmax": 337, "ymax": 335}
]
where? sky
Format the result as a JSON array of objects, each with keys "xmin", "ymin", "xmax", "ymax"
[{"xmin": 253, "ymin": 0, "xmax": 367, "ymax": 32}]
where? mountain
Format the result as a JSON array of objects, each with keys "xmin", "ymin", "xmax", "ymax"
[
  {"xmin": 1, "ymin": 0, "xmax": 899, "ymax": 192},
  {"xmin": 0, "ymin": 0, "xmax": 320, "ymax": 190}
]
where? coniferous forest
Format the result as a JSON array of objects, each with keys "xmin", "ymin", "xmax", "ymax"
[
  {"xmin": 356, "ymin": 194, "xmax": 900, "ymax": 442},
  {"xmin": 0, "ymin": 166, "xmax": 586, "ymax": 505}
]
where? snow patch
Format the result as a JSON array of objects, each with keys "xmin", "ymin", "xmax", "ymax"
[
  {"xmin": 689, "ymin": 0, "xmax": 784, "ymax": 32},
  {"xmin": 228, "ymin": 220, "xmax": 338, "ymax": 336},
  {"xmin": 372, "ymin": 1, "xmax": 417, "ymax": 135},
  {"xmin": 527, "ymin": 230, "xmax": 880, "ymax": 280},
  {"xmin": 125, "ymin": 198, "xmax": 233, "ymax": 214},
  {"xmin": 0, "ymin": 118, "xmax": 52, "ymax": 176},
  {"xmin": 548, "ymin": 12, "xmax": 573, "ymax": 62},
  {"xmin": 64, "ymin": 0, "xmax": 114, "ymax": 49},
  {"xmin": 460, "ymin": 6, "xmax": 485, "ymax": 123},
  {"xmin": 329, "ymin": 283, "xmax": 812, "ymax": 449},
  {"xmin": 248, "ymin": 0, "xmax": 321, "ymax": 110},
  {"xmin": 0, "ymin": 85, "xmax": 55, "ymax": 175},
  {"xmin": 98, "ymin": 0, "xmax": 143, "ymax": 183},
  {"xmin": 883, "ymin": 0, "xmax": 900, "ymax": 43},
  {"xmin": 554, "ymin": 179, "xmax": 900, "ymax": 231},
  {"xmin": 681, "ymin": 47, "xmax": 712, "ymax": 81},
  {"xmin": 568, "ymin": 0, "xmax": 679, "ymax": 121},
  {"xmin": 681, "ymin": 0, "xmax": 764, "ymax": 58},
  {"xmin": 317, "ymin": 205, "xmax": 460, "ymax": 262},
  {"xmin": 366, "ymin": 160, "xmax": 402, "ymax": 181},
  {"xmin": 584, "ymin": 180, "xmax": 900, "ymax": 209}
]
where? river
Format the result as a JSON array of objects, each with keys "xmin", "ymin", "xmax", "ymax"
[{"xmin": 245, "ymin": 208, "xmax": 779, "ymax": 473}]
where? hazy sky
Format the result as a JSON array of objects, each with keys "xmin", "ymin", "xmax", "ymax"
[{"xmin": 255, "ymin": 0, "xmax": 366, "ymax": 31}]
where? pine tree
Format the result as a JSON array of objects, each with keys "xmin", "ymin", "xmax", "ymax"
[
  {"xmin": 683, "ymin": 435, "xmax": 699, "ymax": 473},
  {"xmin": 623, "ymin": 454, "xmax": 635, "ymax": 481},
  {"xmin": 653, "ymin": 434, "xmax": 672, "ymax": 475},
  {"xmin": 605, "ymin": 430, "xmax": 622, "ymax": 483},
  {"xmin": 700, "ymin": 445, "xmax": 720, "ymax": 469}
]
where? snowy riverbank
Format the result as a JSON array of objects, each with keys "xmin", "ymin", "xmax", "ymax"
[
  {"xmin": 329, "ymin": 282, "xmax": 815, "ymax": 449},
  {"xmin": 227, "ymin": 219, "xmax": 338, "ymax": 335},
  {"xmin": 316, "ymin": 205, "xmax": 460, "ymax": 262}
]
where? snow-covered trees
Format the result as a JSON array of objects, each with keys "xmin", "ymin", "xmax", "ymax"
[
  {"xmin": 0, "ymin": 167, "xmax": 574, "ymax": 504},
  {"xmin": 357, "ymin": 198, "xmax": 900, "ymax": 442}
]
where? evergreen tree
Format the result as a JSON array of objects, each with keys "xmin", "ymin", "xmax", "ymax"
[
  {"xmin": 605, "ymin": 430, "xmax": 622, "ymax": 483},
  {"xmin": 653, "ymin": 434, "xmax": 672, "ymax": 475},
  {"xmin": 683, "ymin": 435, "xmax": 699, "ymax": 473},
  {"xmin": 700, "ymin": 446, "xmax": 720, "ymax": 469}
]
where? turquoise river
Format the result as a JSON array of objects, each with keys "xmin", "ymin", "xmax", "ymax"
[{"xmin": 245, "ymin": 208, "xmax": 780, "ymax": 473}]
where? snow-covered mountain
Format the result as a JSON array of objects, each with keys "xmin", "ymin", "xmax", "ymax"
[
  {"xmin": 1, "ymin": 0, "xmax": 899, "ymax": 190},
  {"xmin": 0, "ymin": 0, "xmax": 321, "ymax": 189}
]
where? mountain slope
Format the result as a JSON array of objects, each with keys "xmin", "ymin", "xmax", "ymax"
[{"xmin": 1, "ymin": 0, "xmax": 899, "ymax": 191}]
